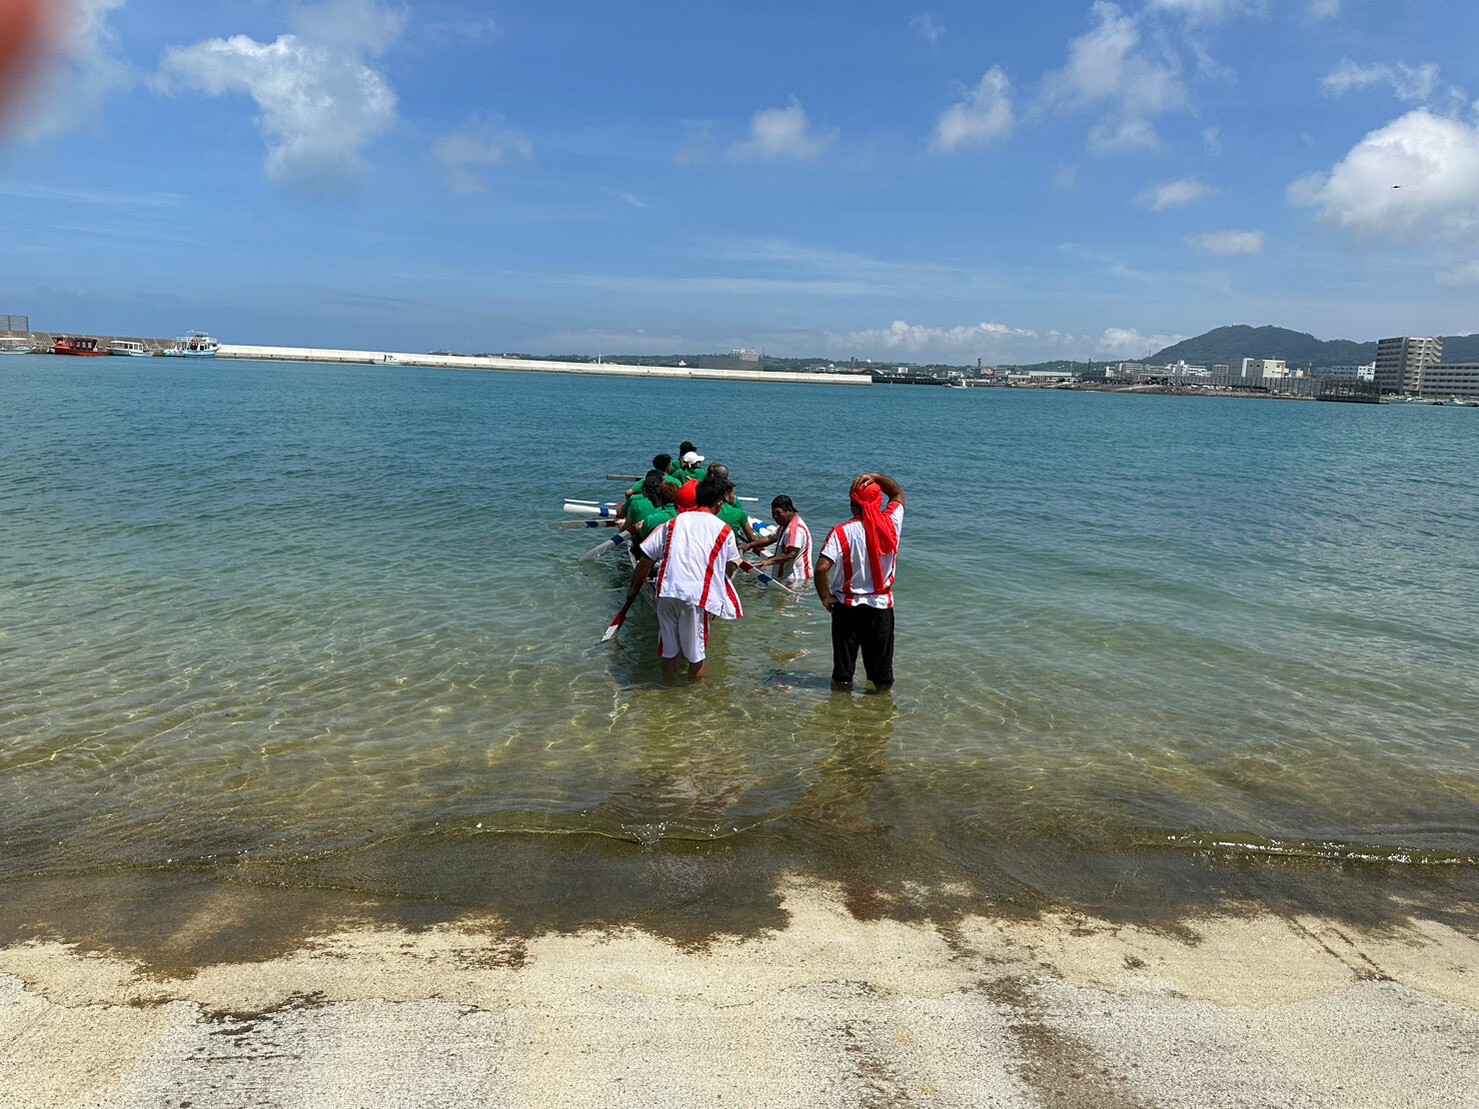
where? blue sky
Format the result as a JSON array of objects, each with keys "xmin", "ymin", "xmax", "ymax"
[{"xmin": 1, "ymin": 0, "xmax": 1476, "ymax": 363}]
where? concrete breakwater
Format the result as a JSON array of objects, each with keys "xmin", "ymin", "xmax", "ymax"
[{"xmin": 223, "ymin": 345, "xmax": 872, "ymax": 386}]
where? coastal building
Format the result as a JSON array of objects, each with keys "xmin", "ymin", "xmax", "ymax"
[
  {"xmin": 1241, "ymin": 358, "xmax": 1288, "ymax": 379},
  {"xmin": 694, "ymin": 348, "xmax": 761, "ymax": 371},
  {"xmin": 1411, "ymin": 363, "xmax": 1479, "ymax": 399},
  {"xmin": 1375, "ymin": 336, "xmax": 1442, "ymax": 394},
  {"xmin": 1315, "ymin": 363, "xmax": 1377, "ymax": 382},
  {"xmin": 1, "ymin": 313, "xmax": 28, "ymax": 333}
]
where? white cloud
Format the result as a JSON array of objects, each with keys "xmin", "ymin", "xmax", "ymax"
[
  {"xmin": 1308, "ymin": 0, "xmax": 1342, "ymax": 18},
  {"xmin": 157, "ymin": 2, "xmax": 405, "ymax": 193},
  {"xmin": 1096, "ymin": 326, "xmax": 1185, "ymax": 356},
  {"xmin": 826, "ymin": 319, "xmax": 1038, "ymax": 356},
  {"xmin": 419, "ymin": 17, "xmax": 503, "ymax": 46},
  {"xmin": 14, "ymin": 0, "xmax": 132, "ymax": 142},
  {"xmin": 432, "ymin": 115, "xmax": 533, "ymax": 194},
  {"xmin": 1322, "ymin": 59, "xmax": 1442, "ymax": 104},
  {"xmin": 910, "ymin": 14, "xmax": 944, "ymax": 47},
  {"xmin": 1139, "ymin": 177, "xmax": 1213, "ymax": 209},
  {"xmin": 287, "ymin": 0, "xmax": 406, "ymax": 56},
  {"xmin": 932, "ymin": 68, "xmax": 1013, "ymax": 152},
  {"xmin": 1144, "ymin": 0, "xmax": 1260, "ymax": 22},
  {"xmin": 1437, "ymin": 260, "xmax": 1479, "ymax": 286},
  {"xmin": 727, "ymin": 100, "xmax": 835, "ymax": 161},
  {"xmin": 1289, "ymin": 110, "xmax": 1479, "ymax": 242},
  {"xmin": 1185, "ymin": 229, "xmax": 1265, "ymax": 254},
  {"xmin": 1041, "ymin": 2, "xmax": 1187, "ymax": 153}
]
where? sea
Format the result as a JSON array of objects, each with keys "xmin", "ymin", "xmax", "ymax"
[{"xmin": 1, "ymin": 355, "xmax": 1476, "ymax": 958}]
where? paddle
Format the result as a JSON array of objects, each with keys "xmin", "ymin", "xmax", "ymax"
[
  {"xmin": 601, "ymin": 592, "xmax": 640, "ymax": 642},
  {"xmin": 580, "ymin": 533, "xmax": 628, "ymax": 561},
  {"xmin": 548, "ymin": 518, "xmax": 619, "ymax": 531},
  {"xmin": 607, "ymin": 474, "xmax": 641, "ymax": 482},
  {"xmin": 739, "ymin": 560, "xmax": 804, "ymax": 596}
]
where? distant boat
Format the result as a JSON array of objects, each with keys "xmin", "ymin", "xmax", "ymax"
[
  {"xmin": 0, "ymin": 337, "xmax": 35, "ymax": 355},
  {"xmin": 163, "ymin": 330, "xmax": 219, "ymax": 358},
  {"xmin": 1449, "ymin": 396, "xmax": 1478, "ymax": 408},
  {"xmin": 945, "ymin": 378, "xmax": 970, "ymax": 389},
  {"xmin": 107, "ymin": 339, "xmax": 152, "ymax": 357},
  {"xmin": 53, "ymin": 336, "xmax": 109, "ymax": 356}
]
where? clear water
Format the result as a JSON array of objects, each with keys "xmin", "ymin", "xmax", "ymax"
[{"xmin": 1, "ymin": 356, "xmax": 1475, "ymax": 936}]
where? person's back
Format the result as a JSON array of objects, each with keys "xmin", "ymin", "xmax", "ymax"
[{"xmin": 821, "ymin": 502, "xmax": 904, "ymax": 607}]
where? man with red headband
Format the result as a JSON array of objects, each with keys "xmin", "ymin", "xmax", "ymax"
[{"xmin": 814, "ymin": 472, "xmax": 905, "ymax": 692}]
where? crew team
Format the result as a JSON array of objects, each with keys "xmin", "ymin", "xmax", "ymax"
[{"xmin": 617, "ymin": 441, "xmax": 905, "ymax": 689}]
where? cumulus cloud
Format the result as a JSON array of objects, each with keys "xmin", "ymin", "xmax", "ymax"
[
  {"xmin": 826, "ymin": 319, "xmax": 1038, "ymax": 356},
  {"xmin": 932, "ymin": 68, "xmax": 1013, "ymax": 152},
  {"xmin": 910, "ymin": 14, "xmax": 944, "ymax": 47},
  {"xmin": 727, "ymin": 100, "xmax": 835, "ymax": 161},
  {"xmin": 14, "ymin": 0, "xmax": 132, "ymax": 141},
  {"xmin": 1144, "ymin": 0, "xmax": 1259, "ymax": 22},
  {"xmin": 1185, "ymin": 229, "xmax": 1265, "ymax": 254},
  {"xmin": 1288, "ymin": 110, "xmax": 1479, "ymax": 242},
  {"xmin": 1139, "ymin": 177, "xmax": 1213, "ymax": 209},
  {"xmin": 1041, "ymin": 2, "xmax": 1187, "ymax": 153},
  {"xmin": 432, "ymin": 115, "xmax": 533, "ymax": 194},
  {"xmin": 1322, "ymin": 59, "xmax": 1442, "ymax": 103},
  {"xmin": 1096, "ymin": 326, "xmax": 1185, "ymax": 356},
  {"xmin": 1437, "ymin": 260, "xmax": 1479, "ymax": 286},
  {"xmin": 157, "ymin": 1, "xmax": 404, "ymax": 193}
]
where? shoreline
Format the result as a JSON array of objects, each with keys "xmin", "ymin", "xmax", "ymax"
[{"xmin": 2, "ymin": 877, "xmax": 1474, "ymax": 1108}]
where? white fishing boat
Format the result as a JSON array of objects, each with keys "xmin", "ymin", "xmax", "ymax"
[
  {"xmin": 1448, "ymin": 396, "xmax": 1478, "ymax": 408},
  {"xmin": 163, "ymin": 330, "xmax": 219, "ymax": 358},
  {"xmin": 107, "ymin": 339, "xmax": 152, "ymax": 357},
  {"xmin": 0, "ymin": 337, "xmax": 35, "ymax": 355}
]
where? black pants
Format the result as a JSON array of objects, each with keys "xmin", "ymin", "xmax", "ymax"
[{"xmin": 831, "ymin": 604, "xmax": 895, "ymax": 687}]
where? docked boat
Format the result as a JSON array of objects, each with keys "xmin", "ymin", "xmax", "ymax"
[
  {"xmin": 0, "ymin": 337, "xmax": 35, "ymax": 355},
  {"xmin": 53, "ymin": 336, "xmax": 109, "ymax": 356},
  {"xmin": 163, "ymin": 330, "xmax": 219, "ymax": 358},
  {"xmin": 107, "ymin": 339, "xmax": 152, "ymax": 357}
]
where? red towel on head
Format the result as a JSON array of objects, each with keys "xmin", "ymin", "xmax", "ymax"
[{"xmin": 850, "ymin": 480, "xmax": 897, "ymax": 591}]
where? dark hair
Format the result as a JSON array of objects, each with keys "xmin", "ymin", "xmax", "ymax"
[
  {"xmin": 706, "ymin": 462, "xmax": 729, "ymax": 482},
  {"xmin": 696, "ymin": 476, "xmax": 730, "ymax": 510},
  {"xmin": 641, "ymin": 469, "xmax": 666, "ymax": 503},
  {"xmin": 678, "ymin": 441, "xmax": 696, "ymax": 457},
  {"xmin": 771, "ymin": 495, "xmax": 795, "ymax": 511},
  {"xmin": 652, "ymin": 453, "xmax": 672, "ymax": 472}
]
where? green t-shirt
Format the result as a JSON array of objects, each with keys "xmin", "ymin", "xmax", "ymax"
[
  {"xmin": 625, "ymin": 494, "xmax": 659, "ymax": 526},
  {"xmin": 716, "ymin": 501, "xmax": 750, "ymax": 534},
  {"xmin": 637, "ymin": 505, "xmax": 677, "ymax": 540}
]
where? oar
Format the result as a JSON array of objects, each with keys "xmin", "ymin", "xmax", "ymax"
[
  {"xmin": 580, "ymin": 533, "xmax": 628, "ymax": 561},
  {"xmin": 548, "ymin": 518, "xmax": 619, "ymax": 531},
  {"xmin": 739, "ymin": 561, "xmax": 804, "ymax": 596},
  {"xmin": 601, "ymin": 593, "xmax": 640, "ymax": 642},
  {"xmin": 607, "ymin": 474, "xmax": 641, "ymax": 482},
  {"xmin": 564, "ymin": 503, "xmax": 624, "ymax": 517}
]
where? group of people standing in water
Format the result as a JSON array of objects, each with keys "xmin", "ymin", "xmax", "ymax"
[{"xmin": 616, "ymin": 441, "xmax": 905, "ymax": 691}]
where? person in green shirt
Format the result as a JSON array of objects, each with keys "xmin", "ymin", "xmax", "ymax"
[{"xmin": 702, "ymin": 470, "xmax": 758, "ymax": 546}]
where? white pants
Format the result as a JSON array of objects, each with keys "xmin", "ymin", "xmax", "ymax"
[{"xmin": 656, "ymin": 596, "xmax": 709, "ymax": 662}]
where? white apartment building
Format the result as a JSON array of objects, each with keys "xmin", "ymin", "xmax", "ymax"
[
  {"xmin": 1316, "ymin": 363, "xmax": 1377, "ymax": 382},
  {"xmin": 1375, "ymin": 336, "xmax": 1443, "ymax": 394},
  {"xmin": 1241, "ymin": 357, "xmax": 1288, "ymax": 378},
  {"xmin": 1410, "ymin": 363, "xmax": 1479, "ymax": 399}
]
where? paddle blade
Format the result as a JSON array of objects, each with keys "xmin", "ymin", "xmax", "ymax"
[
  {"xmin": 600, "ymin": 611, "xmax": 627, "ymax": 642},
  {"xmin": 580, "ymin": 533, "xmax": 628, "ymax": 561}
]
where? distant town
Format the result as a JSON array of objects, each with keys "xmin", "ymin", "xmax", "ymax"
[{"xmin": 4, "ymin": 313, "xmax": 1476, "ymax": 404}]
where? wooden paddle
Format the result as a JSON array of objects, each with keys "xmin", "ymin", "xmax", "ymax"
[
  {"xmin": 601, "ymin": 592, "xmax": 640, "ymax": 642},
  {"xmin": 548, "ymin": 518, "xmax": 619, "ymax": 531},
  {"xmin": 580, "ymin": 533, "xmax": 628, "ymax": 561}
]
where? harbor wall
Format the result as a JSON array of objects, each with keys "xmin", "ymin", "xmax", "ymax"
[{"xmin": 220, "ymin": 346, "xmax": 871, "ymax": 386}]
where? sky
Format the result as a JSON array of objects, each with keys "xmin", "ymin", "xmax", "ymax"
[{"xmin": 1, "ymin": 0, "xmax": 1476, "ymax": 364}]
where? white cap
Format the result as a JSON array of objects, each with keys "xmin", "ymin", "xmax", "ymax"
[{"xmin": 682, "ymin": 451, "xmax": 704, "ymax": 465}]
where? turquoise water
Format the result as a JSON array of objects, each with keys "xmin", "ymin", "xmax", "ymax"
[{"xmin": 1, "ymin": 356, "xmax": 1476, "ymax": 936}]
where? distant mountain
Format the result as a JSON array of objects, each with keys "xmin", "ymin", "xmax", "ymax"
[{"xmin": 1147, "ymin": 325, "xmax": 1479, "ymax": 368}]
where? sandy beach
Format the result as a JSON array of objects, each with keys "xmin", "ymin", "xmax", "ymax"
[{"xmin": 3, "ymin": 877, "xmax": 1475, "ymax": 1108}]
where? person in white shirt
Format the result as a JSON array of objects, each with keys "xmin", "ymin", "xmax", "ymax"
[
  {"xmin": 628, "ymin": 478, "xmax": 744, "ymax": 680},
  {"xmin": 814, "ymin": 473, "xmax": 905, "ymax": 692},
  {"xmin": 742, "ymin": 495, "xmax": 813, "ymax": 589}
]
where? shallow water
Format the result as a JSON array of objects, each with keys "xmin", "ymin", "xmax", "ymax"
[{"xmin": 1, "ymin": 356, "xmax": 1476, "ymax": 942}]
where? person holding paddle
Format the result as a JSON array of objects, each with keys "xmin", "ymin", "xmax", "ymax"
[
  {"xmin": 814, "ymin": 473, "xmax": 905, "ymax": 693},
  {"xmin": 626, "ymin": 477, "xmax": 744, "ymax": 680}
]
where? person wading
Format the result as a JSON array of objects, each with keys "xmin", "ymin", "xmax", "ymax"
[
  {"xmin": 743, "ymin": 495, "xmax": 813, "ymax": 590},
  {"xmin": 814, "ymin": 473, "xmax": 905, "ymax": 692},
  {"xmin": 628, "ymin": 477, "xmax": 744, "ymax": 681}
]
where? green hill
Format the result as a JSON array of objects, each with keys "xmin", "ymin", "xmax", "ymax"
[{"xmin": 1148, "ymin": 325, "xmax": 1479, "ymax": 368}]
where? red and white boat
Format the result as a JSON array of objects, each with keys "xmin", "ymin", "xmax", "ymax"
[{"xmin": 52, "ymin": 336, "xmax": 109, "ymax": 356}]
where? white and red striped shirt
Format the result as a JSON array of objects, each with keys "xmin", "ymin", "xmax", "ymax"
[
  {"xmin": 770, "ymin": 515, "xmax": 813, "ymax": 586},
  {"xmin": 819, "ymin": 503, "xmax": 904, "ymax": 609},
  {"xmin": 640, "ymin": 511, "xmax": 744, "ymax": 620}
]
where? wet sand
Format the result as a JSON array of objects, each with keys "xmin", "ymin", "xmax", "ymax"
[{"xmin": 3, "ymin": 877, "xmax": 1475, "ymax": 1108}]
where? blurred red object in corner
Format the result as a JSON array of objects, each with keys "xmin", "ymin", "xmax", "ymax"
[{"xmin": 0, "ymin": 0, "xmax": 48, "ymax": 114}]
